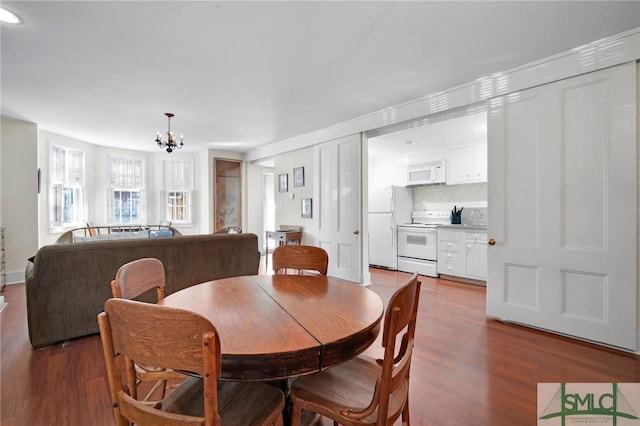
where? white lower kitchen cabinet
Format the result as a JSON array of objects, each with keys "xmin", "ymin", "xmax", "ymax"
[
  {"xmin": 437, "ymin": 229, "xmax": 463, "ymax": 276},
  {"xmin": 437, "ymin": 228, "xmax": 487, "ymax": 285},
  {"xmin": 464, "ymin": 232, "xmax": 487, "ymax": 279}
]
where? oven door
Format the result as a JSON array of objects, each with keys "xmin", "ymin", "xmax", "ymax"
[{"xmin": 397, "ymin": 226, "xmax": 437, "ymax": 260}]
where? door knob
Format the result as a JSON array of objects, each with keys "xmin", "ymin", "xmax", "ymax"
[
  {"xmin": 488, "ymin": 238, "xmax": 496, "ymax": 246},
  {"xmin": 353, "ymin": 230, "xmax": 360, "ymax": 235}
]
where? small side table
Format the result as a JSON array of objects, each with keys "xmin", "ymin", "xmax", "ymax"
[{"xmin": 265, "ymin": 230, "xmax": 302, "ymax": 269}]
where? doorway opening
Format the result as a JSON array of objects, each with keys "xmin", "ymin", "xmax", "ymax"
[{"xmin": 262, "ymin": 172, "xmax": 275, "ymax": 253}]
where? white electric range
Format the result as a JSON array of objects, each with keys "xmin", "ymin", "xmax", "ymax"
[{"xmin": 396, "ymin": 211, "xmax": 449, "ymax": 277}]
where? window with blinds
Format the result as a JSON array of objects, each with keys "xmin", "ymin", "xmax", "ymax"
[
  {"xmin": 106, "ymin": 156, "xmax": 146, "ymax": 224},
  {"xmin": 162, "ymin": 158, "xmax": 193, "ymax": 224},
  {"xmin": 49, "ymin": 145, "xmax": 85, "ymax": 228}
]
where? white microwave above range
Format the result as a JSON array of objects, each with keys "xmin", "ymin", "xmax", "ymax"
[{"xmin": 406, "ymin": 160, "xmax": 446, "ymax": 186}]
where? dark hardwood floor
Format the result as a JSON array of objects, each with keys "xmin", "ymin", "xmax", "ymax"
[{"xmin": 1, "ymin": 260, "xmax": 639, "ymax": 425}]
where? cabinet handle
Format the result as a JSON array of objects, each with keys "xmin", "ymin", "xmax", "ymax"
[
  {"xmin": 488, "ymin": 238, "xmax": 496, "ymax": 246},
  {"xmin": 353, "ymin": 230, "xmax": 360, "ymax": 235}
]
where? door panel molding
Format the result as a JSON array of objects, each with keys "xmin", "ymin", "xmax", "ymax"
[{"xmin": 487, "ymin": 62, "xmax": 637, "ymax": 350}]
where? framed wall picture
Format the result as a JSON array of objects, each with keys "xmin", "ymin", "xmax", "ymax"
[
  {"xmin": 278, "ymin": 173, "xmax": 288, "ymax": 192},
  {"xmin": 301, "ymin": 198, "xmax": 312, "ymax": 219},
  {"xmin": 293, "ymin": 166, "xmax": 305, "ymax": 187}
]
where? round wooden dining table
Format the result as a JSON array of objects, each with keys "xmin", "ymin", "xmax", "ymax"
[{"xmin": 159, "ymin": 274, "xmax": 384, "ymax": 381}]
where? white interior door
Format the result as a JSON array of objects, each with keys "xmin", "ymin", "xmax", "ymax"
[
  {"xmin": 314, "ymin": 134, "xmax": 362, "ymax": 282},
  {"xmin": 487, "ymin": 62, "xmax": 637, "ymax": 351}
]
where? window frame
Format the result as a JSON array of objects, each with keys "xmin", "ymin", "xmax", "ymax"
[
  {"xmin": 105, "ymin": 155, "xmax": 146, "ymax": 225},
  {"xmin": 48, "ymin": 145, "xmax": 86, "ymax": 230},
  {"xmin": 162, "ymin": 158, "xmax": 194, "ymax": 225}
]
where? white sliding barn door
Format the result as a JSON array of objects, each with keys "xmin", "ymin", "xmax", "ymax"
[
  {"xmin": 314, "ymin": 134, "xmax": 362, "ymax": 282},
  {"xmin": 486, "ymin": 63, "xmax": 637, "ymax": 351}
]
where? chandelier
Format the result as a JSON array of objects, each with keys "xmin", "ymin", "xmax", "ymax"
[{"xmin": 155, "ymin": 113, "xmax": 184, "ymax": 153}]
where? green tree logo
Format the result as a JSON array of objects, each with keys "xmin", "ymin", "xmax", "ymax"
[{"xmin": 540, "ymin": 383, "xmax": 639, "ymax": 425}]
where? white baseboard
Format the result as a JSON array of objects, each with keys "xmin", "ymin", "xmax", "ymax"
[{"xmin": 5, "ymin": 270, "xmax": 25, "ymax": 285}]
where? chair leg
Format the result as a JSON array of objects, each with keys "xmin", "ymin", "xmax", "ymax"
[
  {"xmin": 290, "ymin": 404, "xmax": 302, "ymax": 426},
  {"xmin": 159, "ymin": 379, "xmax": 168, "ymax": 399},
  {"xmin": 275, "ymin": 412, "xmax": 284, "ymax": 426},
  {"xmin": 402, "ymin": 399, "xmax": 410, "ymax": 425}
]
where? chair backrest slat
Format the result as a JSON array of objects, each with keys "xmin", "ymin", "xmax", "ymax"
[
  {"xmin": 104, "ymin": 298, "xmax": 219, "ymax": 375},
  {"xmin": 272, "ymin": 245, "xmax": 328, "ymax": 276},
  {"xmin": 111, "ymin": 258, "xmax": 165, "ymax": 301}
]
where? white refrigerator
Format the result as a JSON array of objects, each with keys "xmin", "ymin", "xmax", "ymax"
[{"xmin": 368, "ymin": 185, "xmax": 413, "ymax": 270}]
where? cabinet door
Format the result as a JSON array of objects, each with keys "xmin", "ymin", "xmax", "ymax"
[
  {"xmin": 465, "ymin": 241, "xmax": 487, "ymax": 279},
  {"xmin": 473, "ymin": 141, "xmax": 487, "ymax": 182},
  {"xmin": 438, "ymin": 250, "xmax": 463, "ymax": 275},
  {"xmin": 446, "ymin": 145, "xmax": 473, "ymax": 184}
]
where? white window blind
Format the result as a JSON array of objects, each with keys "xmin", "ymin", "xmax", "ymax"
[
  {"xmin": 106, "ymin": 155, "xmax": 146, "ymax": 224},
  {"xmin": 162, "ymin": 158, "xmax": 193, "ymax": 224},
  {"xmin": 107, "ymin": 156, "xmax": 144, "ymax": 189},
  {"xmin": 164, "ymin": 158, "xmax": 193, "ymax": 191},
  {"xmin": 49, "ymin": 145, "xmax": 85, "ymax": 228}
]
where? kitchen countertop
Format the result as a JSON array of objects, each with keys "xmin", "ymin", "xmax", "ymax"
[{"xmin": 438, "ymin": 224, "xmax": 488, "ymax": 231}]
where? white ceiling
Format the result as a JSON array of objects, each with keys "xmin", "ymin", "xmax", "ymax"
[
  {"xmin": 368, "ymin": 110, "xmax": 487, "ymax": 161},
  {"xmin": 2, "ymin": 1, "xmax": 639, "ymax": 155}
]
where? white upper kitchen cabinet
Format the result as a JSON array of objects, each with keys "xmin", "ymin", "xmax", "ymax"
[{"xmin": 446, "ymin": 140, "xmax": 487, "ymax": 185}]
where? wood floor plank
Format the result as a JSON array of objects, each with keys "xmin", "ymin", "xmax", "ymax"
[{"xmin": 2, "ymin": 263, "xmax": 639, "ymax": 425}]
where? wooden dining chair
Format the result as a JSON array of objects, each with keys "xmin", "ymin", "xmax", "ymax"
[
  {"xmin": 110, "ymin": 258, "xmax": 185, "ymax": 402},
  {"xmin": 98, "ymin": 298, "xmax": 285, "ymax": 426},
  {"xmin": 289, "ymin": 273, "xmax": 421, "ymax": 426},
  {"xmin": 272, "ymin": 245, "xmax": 328, "ymax": 276}
]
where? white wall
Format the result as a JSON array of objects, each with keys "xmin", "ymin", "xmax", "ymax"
[
  {"xmin": 273, "ymin": 147, "xmax": 314, "ymax": 243},
  {"xmin": 1, "ymin": 124, "xmax": 215, "ymax": 284},
  {"xmin": 245, "ymin": 163, "xmax": 274, "ymax": 250},
  {"xmin": 37, "ymin": 131, "xmax": 211, "ymax": 245},
  {"xmin": 1, "ymin": 116, "xmax": 39, "ymax": 283}
]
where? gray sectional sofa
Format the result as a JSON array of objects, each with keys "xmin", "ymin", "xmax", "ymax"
[{"xmin": 25, "ymin": 233, "xmax": 260, "ymax": 348}]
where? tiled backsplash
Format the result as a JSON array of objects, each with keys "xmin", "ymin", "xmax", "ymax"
[{"xmin": 413, "ymin": 182, "xmax": 487, "ymax": 212}]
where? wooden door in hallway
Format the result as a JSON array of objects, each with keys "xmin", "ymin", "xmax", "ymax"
[{"xmin": 213, "ymin": 158, "xmax": 241, "ymax": 232}]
